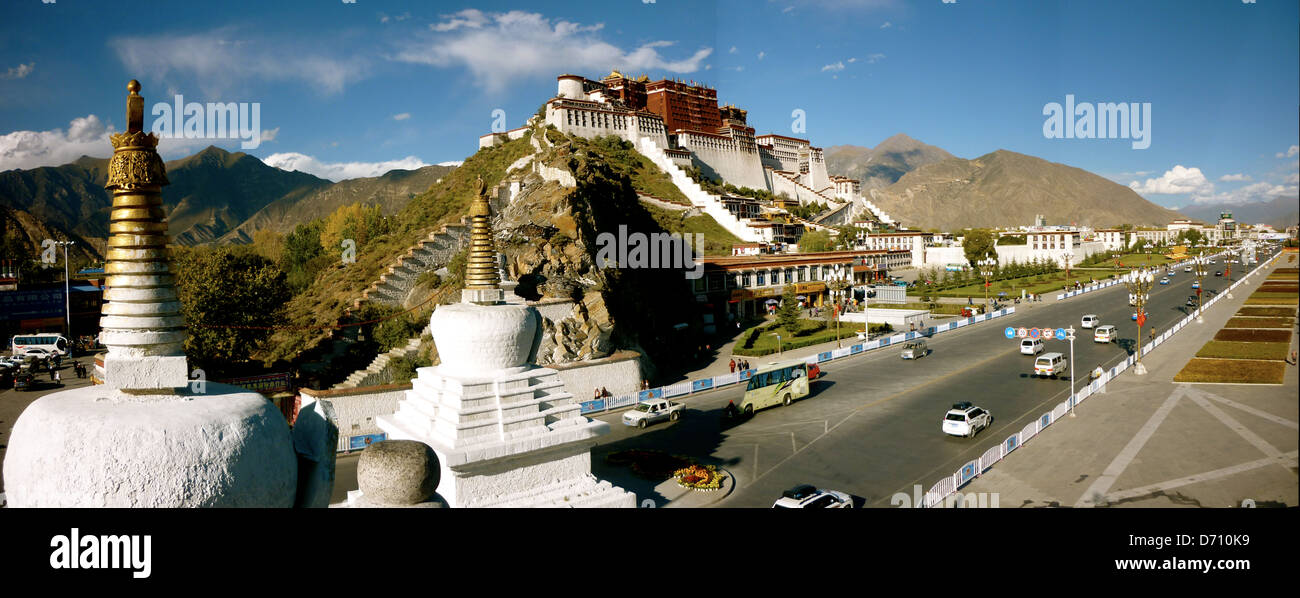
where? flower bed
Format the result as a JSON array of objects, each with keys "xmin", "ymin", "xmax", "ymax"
[{"xmin": 673, "ymin": 464, "xmax": 726, "ymax": 491}]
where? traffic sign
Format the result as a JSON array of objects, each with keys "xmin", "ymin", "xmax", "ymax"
[
  {"xmin": 1016, "ymin": 327, "xmax": 1028, "ymax": 338},
  {"xmin": 1029, "ymin": 328, "xmax": 1041, "ymax": 339},
  {"xmin": 1004, "ymin": 327, "xmax": 1015, "ymax": 339},
  {"xmin": 1055, "ymin": 328, "xmax": 1067, "ymax": 340}
]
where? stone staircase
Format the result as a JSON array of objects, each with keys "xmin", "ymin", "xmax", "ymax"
[
  {"xmin": 635, "ymin": 137, "xmax": 768, "ymax": 242},
  {"xmin": 333, "ymin": 325, "xmax": 429, "ymax": 389},
  {"xmin": 862, "ymin": 193, "xmax": 897, "ymax": 226},
  {"xmin": 357, "ymin": 222, "xmax": 471, "ymax": 309}
]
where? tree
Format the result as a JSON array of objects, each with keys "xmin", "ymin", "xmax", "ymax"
[
  {"xmin": 798, "ymin": 229, "xmax": 835, "ymax": 252},
  {"xmin": 320, "ymin": 202, "xmax": 389, "ymax": 255},
  {"xmin": 776, "ymin": 285, "xmax": 801, "ymax": 332},
  {"xmin": 172, "ymin": 246, "xmax": 292, "ymax": 373},
  {"xmin": 963, "ymin": 228, "xmax": 997, "ymax": 266}
]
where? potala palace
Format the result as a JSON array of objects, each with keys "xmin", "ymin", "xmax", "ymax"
[{"xmin": 481, "ymin": 70, "xmax": 898, "ymax": 245}]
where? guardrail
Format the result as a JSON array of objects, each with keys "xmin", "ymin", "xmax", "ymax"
[
  {"xmin": 922, "ymin": 251, "xmax": 1279, "ymax": 508},
  {"xmin": 1055, "ymin": 251, "xmax": 1232, "ymax": 301},
  {"xmin": 578, "ymin": 306, "xmax": 1018, "ymax": 416}
]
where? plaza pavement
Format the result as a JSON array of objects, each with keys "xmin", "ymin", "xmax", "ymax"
[{"xmin": 962, "ymin": 258, "xmax": 1298, "ymax": 508}]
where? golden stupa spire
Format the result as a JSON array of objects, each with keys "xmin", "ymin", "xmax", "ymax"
[{"xmin": 462, "ymin": 176, "xmax": 502, "ymax": 304}]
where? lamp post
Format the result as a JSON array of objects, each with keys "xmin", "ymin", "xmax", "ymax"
[
  {"xmin": 826, "ymin": 264, "xmax": 852, "ymax": 347},
  {"xmin": 55, "ymin": 240, "xmax": 75, "ymax": 340},
  {"xmin": 1123, "ymin": 267, "xmax": 1155, "ymax": 375},
  {"xmin": 978, "ymin": 255, "xmax": 997, "ymax": 312},
  {"xmin": 1193, "ymin": 255, "xmax": 1208, "ymax": 323},
  {"xmin": 1062, "ymin": 251, "xmax": 1074, "ymax": 283}
]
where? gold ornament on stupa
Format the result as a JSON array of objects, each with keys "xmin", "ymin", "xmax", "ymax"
[{"xmin": 464, "ymin": 175, "xmax": 501, "ymax": 292}]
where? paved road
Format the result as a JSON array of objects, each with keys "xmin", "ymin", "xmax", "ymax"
[
  {"xmin": 592, "ymin": 253, "xmax": 1262, "ymax": 507},
  {"xmin": 0, "ymin": 357, "xmax": 97, "ymax": 494}
]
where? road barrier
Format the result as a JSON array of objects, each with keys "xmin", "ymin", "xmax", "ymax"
[
  {"xmin": 922, "ymin": 250, "xmax": 1280, "ymax": 507},
  {"xmin": 1055, "ymin": 252, "xmax": 1232, "ymax": 301},
  {"xmin": 578, "ymin": 307, "xmax": 1018, "ymax": 416}
]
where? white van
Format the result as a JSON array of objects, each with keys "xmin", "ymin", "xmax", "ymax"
[
  {"xmin": 1093, "ymin": 325, "xmax": 1117, "ymax": 343},
  {"xmin": 1020, "ymin": 338, "xmax": 1044, "ymax": 355},
  {"xmin": 1034, "ymin": 352, "xmax": 1069, "ymax": 378},
  {"xmin": 1081, "ymin": 314, "xmax": 1099, "ymax": 329}
]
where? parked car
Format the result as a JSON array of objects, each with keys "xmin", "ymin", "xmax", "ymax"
[
  {"xmin": 900, "ymin": 340, "xmax": 929, "ymax": 359},
  {"xmin": 1020, "ymin": 338, "xmax": 1045, "ymax": 355},
  {"xmin": 1081, "ymin": 314, "xmax": 1099, "ymax": 329},
  {"xmin": 943, "ymin": 402, "xmax": 992, "ymax": 438},
  {"xmin": 1093, "ymin": 325, "xmax": 1117, "ymax": 343},
  {"xmin": 772, "ymin": 484, "xmax": 854, "ymax": 508},
  {"xmin": 1034, "ymin": 352, "xmax": 1069, "ymax": 379},
  {"xmin": 622, "ymin": 398, "xmax": 685, "ymax": 429}
]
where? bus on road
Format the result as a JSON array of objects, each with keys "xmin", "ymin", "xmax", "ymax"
[
  {"xmin": 10, "ymin": 333, "xmax": 70, "ymax": 357},
  {"xmin": 740, "ymin": 359, "xmax": 812, "ymax": 415}
]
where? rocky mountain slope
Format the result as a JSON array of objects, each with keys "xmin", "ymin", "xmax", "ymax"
[
  {"xmin": 867, "ymin": 149, "xmax": 1186, "ymax": 230},
  {"xmin": 825, "ymin": 133, "xmax": 956, "ymax": 191}
]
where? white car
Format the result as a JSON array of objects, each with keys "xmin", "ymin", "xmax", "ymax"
[
  {"xmin": 1034, "ymin": 352, "xmax": 1069, "ymax": 378},
  {"xmin": 1093, "ymin": 325, "xmax": 1117, "ymax": 343},
  {"xmin": 1081, "ymin": 314, "xmax": 1099, "ymax": 329},
  {"xmin": 772, "ymin": 484, "xmax": 854, "ymax": 508},
  {"xmin": 1020, "ymin": 338, "xmax": 1044, "ymax": 355},
  {"xmin": 943, "ymin": 402, "xmax": 992, "ymax": 438}
]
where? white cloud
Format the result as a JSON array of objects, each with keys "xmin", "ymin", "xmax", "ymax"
[
  {"xmin": 379, "ymin": 12, "xmax": 411, "ymax": 24},
  {"xmin": 1, "ymin": 62, "xmax": 34, "ymax": 80},
  {"xmin": 1192, "ymin": 181, "xmax": 1298, "ymax": 205},
  {"xmin": 111, "ymin": 28, "xmax": 368, "ymax": 95},
  {"xmin": 1128, "ymin": 165, "xmax": 1213, "ymax": 195},
  {"xmin": 263, "ymin": 152, "xmax": 430, "ymax": 182},
  {"xmin": 1218, "ymin": 173, "xmax": 1251, "ymax": 182},
  {"xmin": 847, "ymin": 57, "xmax": 858, "ymax": 63},
  {"xmin": 432, "ymin": 9, "xmax": 490, "ymax": 32},
  {"xmin": 437, "ymin": 160, "xmax": 463, "ymax": 167},
  {"xmin": 0, "ymin": 115, "xmax": 116, "ymax": 171},
  {"xmin": 729, "ymin": 46, "xmax": 738, "ymax": 54},
  {"xmin": 880, "ymin": 21, "xmax": 892, "ymax": 29},
  {"xmin": 393, "ymin": 113, "xmax": 411, "ymax": 121},
  {"xmin": 260, "ymin": 127, "xmax": 279, "ymax": 143},
  {"xmin": 397, "ymin": 10, "xmax": 711, "ymax": 94},
  {"xmin": 821, "ymin": 61, "xmax": 845, "ymax": 72},
  {"xmin": 782, "ymin": 6, "xmax": 795, "ymax": 13},
  {"xmin": 866, "ymin": 53, "xmax": 885, "ymax": 63},
  {"xmin": 1277, "ymin": 145, "xmax": 1299, "ymax": 158},
  {"xmin": 757, "ymin": 51, "xmax": 766, "ymax": 60}
]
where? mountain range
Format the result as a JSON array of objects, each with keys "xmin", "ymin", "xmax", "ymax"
[
  {"xmin": 1178, "ymin": 196, "xmax": 1298, "ymax": 231},
  {"xmin": 0, "ymin": 146, "xmax": 457, "ymax": 259},
  {"xmin": 825, "ymin": 133, "xmax": 956, "ymax": 192}
]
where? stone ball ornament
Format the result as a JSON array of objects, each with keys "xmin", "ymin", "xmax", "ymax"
[{"xmin": 357, "ymin": 440, "xmax": 441, "ymax": 506}]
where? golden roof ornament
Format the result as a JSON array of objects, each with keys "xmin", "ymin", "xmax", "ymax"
[
  {"xmin": 100, "ymin": 79, "xmax": 189, "ymax": 394},
  {"xmin": 462, "ymin": 175, "xmax": 504, "ymax": 304}
]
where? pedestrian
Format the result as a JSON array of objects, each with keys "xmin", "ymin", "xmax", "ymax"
[
  {"xmin": 49, "ymin": 367, "xmax": 56, "ymax": 381},
  {"xmin": 594, "ymin": 388, "xmax": 601, "ymax": 400},
  {"xmin": 54, "ymin": 370, "xmax": 61, "ymax": 385},
  {"xmin": 601, "ymin": 387, "xmax": 610, "ymax": 398},
  {"xmin": 729, "ymin": 358, "xmax": 736, "ymax": 373}
]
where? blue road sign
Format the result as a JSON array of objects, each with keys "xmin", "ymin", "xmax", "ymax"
[
  {"xmin": 1029, "ymin": 328, "xmax": 1041, "ymax": 339},
  {"xmin": 1004, "ymin": 327, "xmax": 1015, "ymax": 339},
  {"xmin": 1055, "ymin": 328, "xmax": 1067, "ymax": 340}
]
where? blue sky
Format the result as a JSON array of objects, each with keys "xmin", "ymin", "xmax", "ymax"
[{"xmin": 1, "ymin": 0, "xmax": 1295, "ymax": 211}]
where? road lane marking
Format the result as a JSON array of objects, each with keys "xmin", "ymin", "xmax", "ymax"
[{"xmin": 1074, "ymin": 386, "xmax": 1186, "ymax": 508}]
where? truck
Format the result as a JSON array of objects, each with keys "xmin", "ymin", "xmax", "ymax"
[{"xmin": 621, "ymin": 398, "xmax": 685, "ymax": 429}]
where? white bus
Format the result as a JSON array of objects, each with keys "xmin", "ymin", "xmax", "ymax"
[
  {"xmin": 11, "ymin": 334, "xmax": 71, "ymax": 357},
  {"xmin": 740, "ymin": 359, "xmax": 812, "ymax": 415}
]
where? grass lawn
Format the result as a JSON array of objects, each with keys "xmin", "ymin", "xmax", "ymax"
[
  {"xmin": 1245, "ymin": 295, "xmax": 1299, "ymax": 306},
  {"xmin": 1214, "ymin": 329, "xmax": 1293, "ymax": 343},
  {"xmin": 1173, "ymin": 358, "xmax": 1286, "ymax": 384},
  {"xmin": 732, "ymin": 318, "xmax": 878, "ymax": 356},
  {"xmin": 1258, "ymin": 284, "xmax": 1299, "ymax": 293},
  {"xmin": 1237, "ymin": 307, "xmax": 1296, "ymax": 317},
  {"xmin": 1224, "ymin": 317, "xmax": 1295, "ymax": 329},
  {"xmin": 912, "ymin": 271, "xmax": 1120, "ymax": 299},
  {"xmin": 1195, "ymin": 342, "xmax": 1292, "ymax": 361},
  {"xmin": 1108, "ymin": 252, "xmax": 1175, "ymax": 267}
]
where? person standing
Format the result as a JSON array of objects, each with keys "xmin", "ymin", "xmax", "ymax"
[
  {"xmin": 729, "ymin": 358, "xmax": 736, "ymax": 373},
  {"xmin": 54, "ymin": 370, "xmax": 61, "ymax": 386}
]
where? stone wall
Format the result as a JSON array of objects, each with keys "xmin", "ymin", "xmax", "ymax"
[
  {"xmin": 549, "ymin": 350, "xmax": 643, "ymax": 402},
  {"xmin": 301, "ymin": 384, "xmax": 410, "ymax": 451}
]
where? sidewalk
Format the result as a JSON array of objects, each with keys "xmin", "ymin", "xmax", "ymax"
[{"xmin": 962, "ymin": 257, "xmax": 1298, "ymax": 508}]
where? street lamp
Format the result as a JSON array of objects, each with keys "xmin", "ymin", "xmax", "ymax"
[
  {"xmin": 1062, "ymin": 251, "xmax": 1074, "ymax": 287},
  {"xmin": 1193, "ymin": 255, "xmax": 1209, "ymax": 323},
  {"xmin": 826, "ymin": 264, "xmax": 852, "ymax": 347},
  {"xmin": 54, "ymin": 240, "xmax": 75, "ymax": 341},
  {"xmin": 1123, "ymin": 266, "xmax": 1155, "ymax": 375},
  {"xmin": 978, "ymin": 255, "xmax": 997, "ymax": 312}
]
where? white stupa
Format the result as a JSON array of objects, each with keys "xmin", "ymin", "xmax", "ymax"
[
  {"xmin": 373, "ymin": 178, "xmax": 635, "ymax": 508},
  {"xmin": 2, "ymin": 81, "xmax": 301, "ymax": 507}
]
